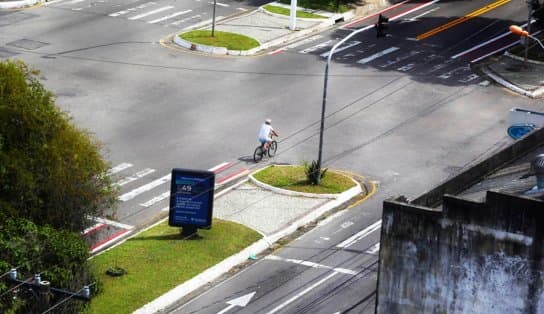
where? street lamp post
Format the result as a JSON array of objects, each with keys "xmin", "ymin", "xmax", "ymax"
[
  {"xmin": 211, "ymin": 0, "xmax": 217, "ymax": 37},
  {"xmin": 510, "ymin": 25, "xmax": 544, "ymax": 51},
  {"xmin": 316, "ymin": 27, "xmax": 372, "ymax": 184}
]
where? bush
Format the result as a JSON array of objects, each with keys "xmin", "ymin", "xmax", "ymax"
[
  {"xmin": 304, "ymin": 160, "xmax": 327, "ymax": 185},
  {"xmin": 0, "ymin": 214, "xmax": 96, "ymax": 313}
]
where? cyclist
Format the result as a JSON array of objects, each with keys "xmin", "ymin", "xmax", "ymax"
[{"xmin": 258, "ymin": 118, "xmax": 278, "ymax": 150}]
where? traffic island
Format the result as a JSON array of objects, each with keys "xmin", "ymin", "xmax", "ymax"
[{"xmin": 174, "ymin": 30, "xmax": 261, "ymax": 56}]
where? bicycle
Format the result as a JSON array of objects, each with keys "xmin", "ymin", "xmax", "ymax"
[{"xmin": 253, "ymin": 136, "xmax": 277, "ymax": 162}]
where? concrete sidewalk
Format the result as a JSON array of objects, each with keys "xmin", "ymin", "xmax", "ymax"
[{"xmin": 134, "ymin": 168, "xmax": 369, "ymax": 314}]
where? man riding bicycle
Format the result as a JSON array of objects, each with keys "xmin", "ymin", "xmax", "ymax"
[{"xmin": 258, "ymin": 118, "xmax": 278, "ymax": 150}]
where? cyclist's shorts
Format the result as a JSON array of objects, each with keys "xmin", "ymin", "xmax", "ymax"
[{"xmin": 259, "ymin": 136, "xmax": 270, "ymax": 144}]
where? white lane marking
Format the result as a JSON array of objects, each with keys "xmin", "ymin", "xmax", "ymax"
[
  {"xmin": 365, "ymin": 243, "xmax": 380, "ymax": 254},
  {"xmin": 320, "ymin": 40, "xmax": 361, "ymax": 58},
  {"xmin": 109, "ymin": 163, "xmax": 133, "ymax": 175},
  {"xmin": 114, "ymin": 168, "xmax": 155, "ymax": 186},
  {"xmin": 404, "ymin": 6, "xmax": 440, "ymax": 21},
  {"xmin": 451, "ymin": 21, "xmax": 532, "ymax": 59},
  {"xmin": 170, "ymin": 14, "xmax": 201, "ymax": 26},
  {"xmin": 266, "ymin": 255, "xmax": 357, "ymax": 275},
  {"xmin": 340, "ymin": 221, "xmax": 354, "ymax": 229},
  {"xmin": 148, "ymin": 9, "xmax": 192, "ymax": 23},
  {"xmin": 337, "ymin": 220, "xmax": 382, "ymax": 248},
  {"xmin": 108, "ymin": 2, "xmax": 155, "ymax": 17},
  {"xmin": 237, "ymin": 7, "xmax": 247, "ymax": 11},
  {"xmin": 66, "ymin": 0, "xmax": 85, "ymax": 4},
  {"xmin": 161, "ymin": 205, "xmax": 169, "ymax": 212},
  {"xmin": 128, "ymin": 6, "xmax": 174, "ymax": 20},
  {"xmin": 140, "ymin": 190, "xmax": 169, "ymax": 207},
  {"xmin": 209, "ymin": 1, "xmax": 228, "ymax": 6},
  {"xmin": 286, "ymin": 35, "xmax": 323, "ymax": 49},
  {"xmin": 357, "ymin": 47, "xmax": 399, "ymax": 64},
  {"xmin": 266, "ymin": 272, "xmax": 337, "ymax": 314},
  {"xmin": 118, "ymin": 174, "xmax": 170, "ymax": 202},
  {"xmin": 437, "ymin": 66, "xmax": 469, "ymax": 79},
  {"xmin": 299, "ymin": 40, "xmax": 333, "ymax": 54}
]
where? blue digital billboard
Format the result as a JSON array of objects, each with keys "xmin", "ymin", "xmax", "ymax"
[{"xmin": 168, "ymin": 168, "xmax": 215, "ymax": 228}]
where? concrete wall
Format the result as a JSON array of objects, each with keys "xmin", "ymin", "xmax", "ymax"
[
  {"xmin": 376, "ymin": 191, "xmax": 544, "ymax": 314},
  {"xmin": 412, "ymin": 127, "xmax": 544, "ymax": 208}
]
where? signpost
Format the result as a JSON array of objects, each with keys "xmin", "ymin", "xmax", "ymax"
[{"xmin": 169, "ymin": 168, "xmax": 215, "ymax": 237}]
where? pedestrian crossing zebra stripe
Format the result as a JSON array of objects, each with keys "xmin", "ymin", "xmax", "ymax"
[
  {"xmin": 148, "ymin": 9, "xmax": 192, "ymax": 24},
  {"xmin": 109, "ymin": 162, "xmax": 133, "ymax": 175},
  {"xmin": 128, "ymin": 6, "xmax": 174, "ymax": 20},
  {"xmin": 118, "ymin": 174, "xmax": 170, "ymax": 202}
]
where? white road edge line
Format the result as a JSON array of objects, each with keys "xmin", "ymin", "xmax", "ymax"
[
  {"xmin": 336, "ymin": 220, "xmax": 382, "ymax": 248},
  {"xmin": 266, "ymin": 272, "xmax": 337, "ymax": 314},
  {"xmin": 265, "ymin": 255, "xmax": 357, "ymax": 275}
]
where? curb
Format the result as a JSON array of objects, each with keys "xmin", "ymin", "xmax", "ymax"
[
  {"xmin": 482, "ymin": 66, "xmax": 544, "ymax": 99},
  {"xmin": 249, "ymin": 165, "xmax": 362, "ymax": 199},
  {"xmin": 133, "ymin": 176, "xmax": 362, "ymax": 314},
  {"xmin": 172, "ymin": 7, "xmax": 353, "ymax": 56},
  {"xmin": 0, "ymin": 0, "xmax": 40, "ymax": 9}
]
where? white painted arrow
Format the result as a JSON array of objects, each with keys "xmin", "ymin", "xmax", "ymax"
[{"xmin": 217, "ymin": 292, "xmax": 256, "ymax": 314}]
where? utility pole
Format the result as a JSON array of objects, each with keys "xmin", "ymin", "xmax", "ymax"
[
  {"xmin": 212, "ymin": 0, "xmax": 217, "ymax": 37},
  {"xmin": 524, "ymin": 0, "xmax": 534, "ymax": 65}
]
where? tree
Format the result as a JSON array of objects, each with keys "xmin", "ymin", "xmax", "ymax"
[
  {"xmin": 0, "ymin": 60, "xmax": 117, "ymax": 232},
  {"xmin": 0, "ymin": 214, "xmax": 97, "ymax": 313}
]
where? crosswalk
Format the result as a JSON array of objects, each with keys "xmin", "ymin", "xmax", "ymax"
[
  {"xmin": 47, "ymin": 0, "xmax": 244, "ymax": 28},
  {"xmin": 84, "ymin": 160, "xmax": 250, "ymax": 254},
  {"xmin": 276, "ymin": 36, "xmax": 488, "ymax": 86}
]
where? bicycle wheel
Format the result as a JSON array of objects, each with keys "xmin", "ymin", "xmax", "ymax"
[
  {"xmin": 254, "ymin": 146, "xmax": 264, "ymax": 162},
  {"xmin": 268, "ymin": 141, "xmax": 277, "ymax": 157}
]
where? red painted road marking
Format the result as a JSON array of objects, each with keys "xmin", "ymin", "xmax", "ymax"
[
  {"xmin": 209, "ymin": 162, "xmax": 232, "ymax": 173},
  {"xmin": 269, "ymin": 48, "xmax": 286, "ymax": 55},
  {"xmin": 82, "ymin": 222, "xmax": 106, "ymax": 236},
  {"xmin": 217, "ymin": 168, "xmax": 250, "ymax": 185},
  {"xmin": 90, "ymin": 229, "xmax": 131, "ymax": 253}
]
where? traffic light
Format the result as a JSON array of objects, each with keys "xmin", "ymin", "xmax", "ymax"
[{"xmin": 375, "ymin": 14, "xmax": 389, "ymax": 38}]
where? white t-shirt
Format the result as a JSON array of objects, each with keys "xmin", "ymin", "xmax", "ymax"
[{"xmin": 258, "ymin": 123, "xmax": 274, "ymax": 141}]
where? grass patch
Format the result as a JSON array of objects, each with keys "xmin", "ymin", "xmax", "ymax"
[
  {"xmin": 180, "ymin": 30, "xmax": 259, "ymax": 50},
  {"xmin": 253, "ymin": 165, "xmax": 355, "ymax": 194},
  {"xmin": 263, "ymin": 4, "xmax": 326, "ymax": 18},
  {"xmin": 277, "ymin": 0, "xmax": 353, "ymax": 13},
  {"xmin": 88, "ymin": 220, "xmax": 261, "ymax": 314}
]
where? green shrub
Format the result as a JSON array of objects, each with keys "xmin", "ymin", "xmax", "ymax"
[{"xmin": 304, "ymin": 160, "xmax": 327, "ymax": 185}]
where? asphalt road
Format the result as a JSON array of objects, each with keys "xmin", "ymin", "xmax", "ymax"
[{"xmin": 1, "ymin": 0, "xmax": 542, "ymax": 312}]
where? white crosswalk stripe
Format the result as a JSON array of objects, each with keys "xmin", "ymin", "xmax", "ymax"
[
  {"xmin": 118, "ymin": 174, "xmax": 170, "ymax": 202},
  {"xmin": 148, "ymin": 9, "xmax": 192, "ymax": 24},
  {"xmin": 128, "ymin": 6, "xmax": 174, "ymax": 20},
  {"xmin": 140, "ymin": 191, "xmax": 169, "ymax": 207},
  {"xmin": 114, "ymin": 168, "xmax": 155, "ymax": 186},
  {"xmin": 108, "ymin": 162, "xmax": 133, "ymax": 175},
  {"xmin": 108, "ymin": 2, "xmax": 156, "ymax": 17},
  {"xmin": 170, "ymin": 14, "xmax": 201, "ymax": 26}
]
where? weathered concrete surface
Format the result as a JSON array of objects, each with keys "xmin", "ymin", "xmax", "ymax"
[{"xmin": 377, "ymin": 192, "xmax": 544, "ymax": 313}]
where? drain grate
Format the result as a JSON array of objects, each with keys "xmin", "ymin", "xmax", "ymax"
[{"xmin": 7, "ymin": 38, "xmax": 49, "ymax": 50}]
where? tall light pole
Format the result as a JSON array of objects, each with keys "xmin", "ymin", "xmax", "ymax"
[
  {"xmin": 290, "ymin": 0, "xmax": 297, "ymax": 31},
  {"xmin": 316, "ymin": 26, "xmax": 373, "ymax": 184}
]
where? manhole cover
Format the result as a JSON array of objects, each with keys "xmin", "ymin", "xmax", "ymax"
[
  {"xmin": 0, "ymin": 47, "xmax": 18, "ymax": 58},
  {"xmin": 7, "ymin": 39, "xmax": 49, "ymax": 50}
]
